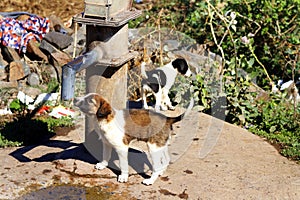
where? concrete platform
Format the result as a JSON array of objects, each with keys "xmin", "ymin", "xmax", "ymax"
[{"xmin": 1, "ymin": 111, "xmax": 299, "ymax": 199}]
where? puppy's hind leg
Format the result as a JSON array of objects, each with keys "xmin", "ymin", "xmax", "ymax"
[
  {"xmin": 95, "ymin": 141, "xmax": 112, "ymax": 170},
  {"xmin": 143, "ymin": 143, "xmax": 170, "ymax": 185}
]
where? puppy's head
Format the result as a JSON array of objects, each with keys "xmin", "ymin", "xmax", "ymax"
[
  {"xmin": 74, "ymin": 93, "xmax": 114, "ymax": 121},
  {"xmin": 172, "ymin": 58, "xmax": 192, "ymax": 77}
]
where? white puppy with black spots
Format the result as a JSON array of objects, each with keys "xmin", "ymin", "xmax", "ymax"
[
  {"xmin": 141, "ymin": 58, "xmax": 192, "ymax": 111},
  {"xmin": 277, "ymin": 77, "xmax": 300, "ymax": 102}
]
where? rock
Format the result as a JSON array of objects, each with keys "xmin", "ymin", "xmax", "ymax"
[
  {"xmin": 0, "ymin": 65, "xmax": 7, "ymax": 81},
  {"xmin": 26, "ymin": 40, "xmax": 49, "ymax": 62},
  {"xmin": 23, "ymin": 63, "xmax": 31, "ymax": 77},
  {"xmin": 49, "ymin": 15, "xmax": 74, "ymax": 35},
  {"xmin": 42, "ymin": 64, "xmax": 60, "ymax": 81},
  {"xmin": 9, "ymin": 61, "xmax": 25, "ymax": 81},
  {"xmin": 1, "ymin": 46, "xmax": 21, "ymax": 63},
  {"xmin": 63, "ymin": 25, "xmax": 86, "ymax": 57},
  {"xmin": 40, "ymin": 40, "xmax": 72, "ymax": 67},
  {"xmin": 40, "ymin": 40, "xmax": 58, "ymax": 54},
  {"xmin": 163, "ymin": 40, "xmax": 180, "ymax": 51},
  {"xmin": 0, "ymin": 48, "xmax": 8, "ymax": 67},
  {"xmin": 23, "ymin": 87, "xmax": 43, "ymax": 99},
  {"xmin": 27, "ymin": 73, "xmax": 40, "ymax": 86},
  {"xmin": 43, "ymin": 31, "xmax": 73, "ymax": 50},
  {"xmin": 51, "ymin": 51, "xmax": 72, "ymax": 67},
  {"xmin": 0, "ymin": 80, "xmax": 18, "ymax": 88}
]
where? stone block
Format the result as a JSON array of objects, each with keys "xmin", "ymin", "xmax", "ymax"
[
  {"xmin": 1, "ymin": 46, "xmax": 21, "ymax": 63},
  {"xmin": 9, "ymin": 61, "xmax": 25, "ymax": 81},
  {"xmin": 51, "ymin": 52, "xmax": 72, "ymax": 67},
  {"xmin": 44, "ymin": 31, "xmax": 73, "ymax": 50},
  {"xmin": 40, "ymin": 40, "xmax": 58, "ymax": 54},
  {"xmin": 27, "ymin": 40, "xmax": 48, "ymax": 62},
  {"xmin": 0, "ymin": 65, "xmax": 7, "ymax": 81},
  {"xmin": 0, "ymin": 80, "xmax": 18, "ymax": 88}
]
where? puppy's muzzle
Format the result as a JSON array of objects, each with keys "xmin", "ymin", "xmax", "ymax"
[
  {"xmin": 73, "ymin": 97, "xmax": 83, "ymax": 107},
  {"xmin": 185, "ymin": 68, "xmax": 193, "ymax": 77}
]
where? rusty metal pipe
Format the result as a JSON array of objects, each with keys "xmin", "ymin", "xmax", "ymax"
[{"xmin": 61, "ymin": 46, "xmax": 103, "ymax": 100}]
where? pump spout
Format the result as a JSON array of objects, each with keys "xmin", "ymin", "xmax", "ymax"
[{"xmin": 61, "ymin": 46, "xmax": 102, "ymax": 100}]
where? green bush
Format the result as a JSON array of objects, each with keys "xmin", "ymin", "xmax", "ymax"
[
  {"xmin": 39, "ymin": 116, "xmax": 74, "ymax": 132},
  {"xmin": 132, "ymin": 0, "xmax": 300, "ymax": 87},
  {"xmin": 224, "ymin": 0, "xmax": 300, "ymax": 86},
  {"xmin": 9, "ymin": 99, "xmax": 28, "ymax": 114},
  {"xmin": 0, "ymin": 116, "xmax": 74, "ymax": 148},
  {"xmin": 249, "ymin": 99, "xmax": 300, "ymax": 160},
  {"xmin": 132, "ymin": 0, "xmax": 300, "ymax": 161}
]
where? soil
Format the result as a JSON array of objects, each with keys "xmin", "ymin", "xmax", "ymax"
[
  {"xmin": 0, "ymin": 0, "xmax": 84, "ymax": 23},
  {"xmin": 0, "ymin": 1, "xmax": 299, "ymax": 199}
]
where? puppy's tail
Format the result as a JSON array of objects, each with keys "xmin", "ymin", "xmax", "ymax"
[
  {"xmin": 140, "ymin": 62, "xmax": 148, "ymax": 79},
  {"xmin": 166, "ymin": 113, "xmax": 185, "ymax": 125},
  {"xmin": 166, "ymin": 98, "xmax": 194, "ymax": 125}
]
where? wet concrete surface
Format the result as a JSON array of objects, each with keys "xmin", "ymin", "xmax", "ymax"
[{"xmin": 1, "ymin": 111, "xmax": 300, "ymax": 199}]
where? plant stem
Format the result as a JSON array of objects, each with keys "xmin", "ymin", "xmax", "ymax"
[
  {"xmin": 248, "ymin": 43, "xmax": 275, "ymax": 88},
  {"xmin": 206, "ymin": 0, "xmax": 226, "ymax": 75}
]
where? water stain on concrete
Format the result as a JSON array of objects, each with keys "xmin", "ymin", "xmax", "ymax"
[{"xmin": 19, "ymin": 182, "xmax": 136, "ymax": 200}]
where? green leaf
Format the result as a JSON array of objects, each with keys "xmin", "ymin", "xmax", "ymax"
[{"xmin": 269, "ymin": 126, "xmax": 276, "ymax": 133}]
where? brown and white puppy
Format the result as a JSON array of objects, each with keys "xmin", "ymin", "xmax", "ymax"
[{"xmin": 74, "ymin": 93, "xmax": 184, "ymax": 185}]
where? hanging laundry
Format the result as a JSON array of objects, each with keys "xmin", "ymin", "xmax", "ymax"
[{"xmin": 0, "ymin": 15, "xmax": 50, "ymax": 53}]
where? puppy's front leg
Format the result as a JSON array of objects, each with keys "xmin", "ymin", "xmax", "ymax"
[
  {"xmin": 116, "ymin": 147, "xmax": 129, "ymax": 183},
  {"xmin": 154, "ymin": 91, "xmax": 164, "ymax": 111},
  {"xmin": 141, "ymin": 87, "xmax": 149, "ymax": 109},
  {"xmin": 95, "ymin": 141, "xmax": 112, "ymax": 170},
  {"xmin": 162, "ymin": 89, "xmax": 175, "ymax": 110}
]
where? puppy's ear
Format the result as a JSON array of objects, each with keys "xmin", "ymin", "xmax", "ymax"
[
  {"xmin": 90, "ymin": 98, "xmax": 98, "ymax": 106},
  {"xmin": 172, "ymin": 58, "xmax": 189, "ymax": 74},
  {"xmin": 95, "ymin": 97, "xmax": 113, "ymax": 120}
]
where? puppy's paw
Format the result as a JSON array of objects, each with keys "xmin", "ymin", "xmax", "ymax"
[
  {"xmin": 168, "ymin": 105, "xmax": 175, "ymax": 110},
  {"xmin": 154, "ymin": 105, "xmax": 161, "ymax": 112},
  {"xmin": 95, "ymin": 161, "xmax": 108, "ymax": 170},
  {"xmin": 118, "ymin": 174, "xmax": 128, "ymax": 183},
  {"xmin": 143, "ymin": 104, "xmax": 149, "ymax": 110},
  {"xmin": 142, "ymin": 170, "xmax": 163, "ymax": 185},
  {"xmin": 160, "ymin": 105, "xmax": 168, "ymax": 111},
  {"xmin": 142, "ymin": 178, "xmax": 155, "ymax": 185}
]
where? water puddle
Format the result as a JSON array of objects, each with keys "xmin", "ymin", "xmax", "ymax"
[
  {"xmin": 18, "ymin": 184, "xmax": 112, "ymax": 200},
  {"xmin": 18, "ymin": 180, "xmax": 134, "ymax": 200}
]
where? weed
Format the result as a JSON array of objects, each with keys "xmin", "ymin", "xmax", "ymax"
[{"xmin": 249, "ymin": 99, "xmax": 300, "ymax": 160}]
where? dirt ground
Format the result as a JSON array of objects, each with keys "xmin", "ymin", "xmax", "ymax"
[{"xmin": 0, "ymin": 0, "xmax": 84, "ymax": 23}]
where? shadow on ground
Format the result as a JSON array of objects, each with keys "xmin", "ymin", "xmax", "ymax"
[
  {"xmin": 0, "ymin": 117, "xmax": 55, "ymax": 146},
  {"xmin": 9, "ymin": 132, "xmax": 152, "ymax": 179}
]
